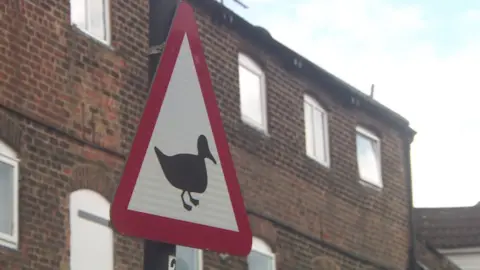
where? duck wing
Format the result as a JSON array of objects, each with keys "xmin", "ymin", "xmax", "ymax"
[
  {"xmin": 153, "ymin": 149, "xmax": 207, "ymax": 192},
  {"xmin": 162, "ymin": 155, "xmax": 207, "ymax": 193}
]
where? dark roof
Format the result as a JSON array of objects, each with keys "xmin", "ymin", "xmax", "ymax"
[
  {"xmin": 414, "ymin": 203, "xmax": 480, "ymax": 249},
  {"xmin": 415, "ymin": 238, "xmax": 463, "ymax": 270},
  {"xmin": 189, "ymin": 0, "xmax": 416, "ymax": 140}
]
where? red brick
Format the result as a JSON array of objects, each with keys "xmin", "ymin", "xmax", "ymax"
[{"xmin": 0, "ymin": 0, "xmax": 424, "ymax": 269}]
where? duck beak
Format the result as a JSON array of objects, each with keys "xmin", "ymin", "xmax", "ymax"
[{"xmin": 207, "ymin": 152, "xmax": 217, "ymax": 164}]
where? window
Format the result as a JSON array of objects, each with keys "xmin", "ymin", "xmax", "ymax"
[
  {"xmin": 70, "ymin": 189, "xmax": 113, "ymax": 270},
  {"xmin": 176, "ymin": 246, "xmax": 203, "ymax": 270},
  {"xmin": 247, "ymin": 237, "xmax": 275, "ymax": 270},
  {"xmin": 238, "ymin": 53, "xmax": 268, "ymax": 132},
  {"xmin": 356, "ymin": 126, "xmax": 382, "ymax": 188},
  {"xmin": 0, "ymin": 140, "xmax": 19, "ymax": 249},
  {"xmin": 70, "ymin": 0, "xmax": 111, "ymax": 44},
  {"xmin": 304, "ymin": 95, "xmax": 330, "ymax": 167}
]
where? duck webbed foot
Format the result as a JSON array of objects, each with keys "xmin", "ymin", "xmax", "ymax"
[
  {"xmin": 187, "ymin": 191, "xmax": 199, "ymax": 206},
  {"xmin": 181, "ymin": 191, "xmax": 193, "ymax": 211},
  {"xmin": 183, "ymin": 202, "xmax": 192, "ymax": 211}
]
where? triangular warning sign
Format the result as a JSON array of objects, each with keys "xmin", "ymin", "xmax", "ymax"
[{"xmin": 110, "ymin": 1, "xmax": 252, "ymax": 256}]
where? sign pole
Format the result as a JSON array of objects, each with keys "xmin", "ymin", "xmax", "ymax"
[
  {"xmin": 144, "ymin": 241, "xmax": 176, "ymax": 270},
  {"xmin": 145, "ymin": 0, "xmax": 179, "ymax": 269}
]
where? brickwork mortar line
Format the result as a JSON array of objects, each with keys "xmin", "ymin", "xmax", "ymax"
[
  {"xmin": 248, "ymin": 210, "xmax": 397, "ymax": 270},
  {"xmin": 0, "ymin": 103, "xmax": 126, "ymax": 160},
  {"xmin": 0, "ymin": 103, "xmax": 397, "ymax": 269}
]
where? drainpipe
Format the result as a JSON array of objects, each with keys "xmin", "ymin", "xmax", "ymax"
[{"xmin": 404, "ymin": 130, "xmax": 417, "ymax": 270}]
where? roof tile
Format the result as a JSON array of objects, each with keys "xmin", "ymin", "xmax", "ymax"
[{"xmin": 414, "ymin": 203, "xmax": 480, "ymax": 248}]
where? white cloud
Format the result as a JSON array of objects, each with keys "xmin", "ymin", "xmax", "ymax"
[
  {"xmin": 462, "ymin": 9, "xmax": 480, "ymax": 23},
  {"xmin": 244, "ymin": 0, "xmax": 274, "ymax": 3},
  {"xmin": 231, "ymin": 0, "xmax": 480, "ymax": 207},
  {"xmin": 292, "ymin": 0, "xmax": 426, "ymax": 41},
  {"xmin": 222, "ymin": 0, "xmax": 274, "ymax": 6}
]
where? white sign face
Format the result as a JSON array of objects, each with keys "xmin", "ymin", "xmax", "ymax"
[{"xmin": 127, "ymin": 34, "xmax": 239, "ymax": 232}]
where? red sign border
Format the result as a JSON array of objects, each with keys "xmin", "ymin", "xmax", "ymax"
[{"xmin": 110, "ymin": 1, "xmax": 252, "ymax": 257}]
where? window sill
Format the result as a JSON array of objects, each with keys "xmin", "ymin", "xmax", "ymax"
[
  {"xmin": 359, "ymin": 179, "xmax": 383, "ymax": 191},
  {"xmin": 240, "ymin": 117, "xmax": 269, "ymax": 137},
  {"xmin": 71, "ymin": 24, "xmax": 115, "ymax": 51},
  {"xmin": 0, "ymin": 237, "xmax": 18, "ymax": 251},
  {"xmin": 306, "ymin": 154, "xmax": 330, "ymax": 169},
  {"xmin": 234, "ymin": 119, "xmax": 273, "ymax": 157}
]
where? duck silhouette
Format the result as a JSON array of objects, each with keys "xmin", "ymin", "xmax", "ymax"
[{"xmin": 153, "ymin": 134, "xmax": 217, "ymax": 211}]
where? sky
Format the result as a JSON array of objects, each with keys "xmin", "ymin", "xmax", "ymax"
[{"xmin": 222, "ymin": 0, "xmax": 480, "ymax": 208}]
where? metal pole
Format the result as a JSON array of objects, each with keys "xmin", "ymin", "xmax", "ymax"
[
  {"xmin": 144, "ymin": 0, "xmax": 179, "ymax": 269},
  {"xmin": 148, "ymin": 0, "xmax": 179, "ymax": 80},
  {"xmin": 144, "ymin": 240, "xmax": 176, "ymax": 269}
]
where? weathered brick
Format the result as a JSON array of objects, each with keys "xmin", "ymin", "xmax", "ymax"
[{"xmin": 0, "ymin": 0, "xmax": 421, "ymax": 269}]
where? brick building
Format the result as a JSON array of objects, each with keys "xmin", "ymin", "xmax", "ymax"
[
  {"xmin": 0, "ymin": 0, "xmax": 426, "ymax": 269},
  {"xmin": 414, "ymin": 204, "xmax": 480, "ymax": 269}
]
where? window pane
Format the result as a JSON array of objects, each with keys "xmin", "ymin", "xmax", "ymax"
[
  {"xmin": 313, "ymin": 108, "xmax": 326, "ymax": 162},
  {"xmin": 248, "ymin": 251, "xmax": 273, "ymax": 270},
  {"xmin": 71, "ymin": 0, "xmax": 86, "ymax": 30},
  {"xmin": 239, "ymin": 65, "xmax": 263, "ymax": 126},
  {"xmin": 88, "ymin": 0, "xmax": 107, "ymax": 41},
  {"xmin": 71, "ymin": 215, "xmax": 113, "ymax": 270},
  {"xmin": 356, "ymin": 133, "xmax": 380, "ymax": 184},
  {"xmin": 70, "ymin": 191, "xmax": 113, "ymax": 270},
  {"xmin": 0, "ymin": 161, "xmax": 13, "ymax": 235},
  {"xmin": 304, "ymin": 102, "xmax": 314, "ymax": 156},
  {"xmin": 176, "ymin": 246, "xmax": 199, "ymax": 270}
]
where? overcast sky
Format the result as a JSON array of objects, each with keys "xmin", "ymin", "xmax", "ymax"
[{"xmin": 224, "ymin": 0, "xmax": 480, "ymax": 208}]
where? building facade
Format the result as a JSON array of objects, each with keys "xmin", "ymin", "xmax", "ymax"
[
  {"xmin": 415, "ymin": 204, "xmax": 480, "ymax": 270},
  {"xmin": 0, "ymin": 0, "xmax": 418, "ymax": 269}
]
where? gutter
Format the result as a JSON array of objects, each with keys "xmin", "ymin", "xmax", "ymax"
[{"xmin": 188, "ymin": 0, "xmax": 415, "ymax": 137}]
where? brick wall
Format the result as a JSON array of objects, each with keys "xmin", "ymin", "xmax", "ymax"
[
  {"xmin": 0, "ymin": 0, "xmax": 414, "ymax": 269},
  {"xmin": 0, "ymin": 0, "xmax": 147, "ymax": 269}
]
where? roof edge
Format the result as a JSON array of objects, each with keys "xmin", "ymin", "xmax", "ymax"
[
  {"xmin": 189, "ymin": 0, "xmax": 416, "ymax": 141},
  {"xmin": 414, "ymin": 204, "xmax": 480, "ymax": 213},
  {"xmin": 413, "ymin": 203, "xmax": 480, "ymax": 215},
  {"xmin": 415, "ymin": 237, "xmax": 464, "ymax": 270}
]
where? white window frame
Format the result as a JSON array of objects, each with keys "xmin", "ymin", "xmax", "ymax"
[
  {"xmin": 248, "ymin": 237, "xmax": 275, "ymax": 270},
  {"xmin": 238, "ymin": 53, "xmax": 268, "ymax": 133},
  {"xmin": 70, "ymin": 0, "xmax": 112, "ymax": 45},
  {"xmin": 196, "ymin": 249, "xmax": 203, "ymax": 270},
  {"xmin": 69, "ymin": 189, "xmax": 113, "ymax": 270},
  {"xmin": 0, "ymin": 140, "xmax": 19, "ymax": 250},
  {"xmin": 355, "ymin": 126, "xmax": 382, "ymax": 188},
  {"xmin": 304, "ymin": 95, "xmax": 330, "ymax": 167},
  {"xmin": 176, "ymin": 246, "xmax": 203, "ymax": 270}
]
